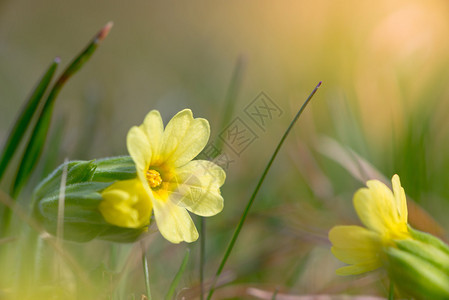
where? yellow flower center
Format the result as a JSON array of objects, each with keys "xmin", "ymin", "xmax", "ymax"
[{"xmin": 146, "ymin": 169, "xmax": 162, "ymax": 188}]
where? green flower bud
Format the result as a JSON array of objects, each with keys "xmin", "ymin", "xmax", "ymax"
[
  {"xmin": 385, "ymin": 229, "xmax": 449, "ymax": 299},
  {"xmin": 91, "ymin": 156, "xmax": 136, "ymax": 182},
  {"xmin": 33, "ymin": 157, "xmax": 147, "ymax": 243},
  {"xmin": 36, "ymin": 181, "xmax": 110, "ymax": 242},
  {"xmin": 34, "ymin": 160, "xmax": 97, "ymax": 201},
  {"xmin": 409, "ymin": 225, "xmax": 449, "ymax": 256}
]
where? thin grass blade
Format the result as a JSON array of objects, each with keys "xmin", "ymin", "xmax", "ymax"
[
  {"xmin": 141, "ymin": 241, "xmax": 152, "ymax": 300},
  {"xmin": 388, "ymin": 282, "xmax": 394, "ymax": 300},
  {"xmin": 271, "ymin": 288, "xmax": 279, "ymax": 300},
  {"xmin": 55, "ymin": 158, "xmax": 68, "ymax": 280},
  {"xmin": 200, "ymin": 55, "xmax": 246, "ymax": 300},
  {"xmin": 214, "ymin": 55, "xmax": 247, "ymax": 153},
  {"xmin": 165, "ymin": 249, "xmax": 190, "ymax": 300},
  {"xmin": 0, "ymin": 58, "xmax": 59, "ymax": 181},
  {"xmin": 206, "ymin": 82, "xmax": 322, "ymax": 300},
  {"xmin": 11, "ymin": 22, "xmax": 113, "ymax": 198}
]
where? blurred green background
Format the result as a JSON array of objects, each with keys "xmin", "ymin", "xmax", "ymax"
[{"xmin": 2, "ymin": 0, "xmax": 449, "ymax": 298}]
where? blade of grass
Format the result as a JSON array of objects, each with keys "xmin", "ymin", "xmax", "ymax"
[
  {"xmin": 214, "ymin": 55, "xmax": 247, "ymax": 153},
  {"xmin": 206, "ymin": 82, "xmax": 322, "ymax": 300},
  {"xmin": 199, "ymin": 218, "xmax": 206, "ymax": 300},
  {"xmin": 285, "ymin": 253, "xmax": 309, "ymax": 289},
  {"xmin": 141, "ymin": 240, "xmax": 152, "ymax": 300},
  {"xmin": 200, "ymin": 55, "xmax": 247, "ymax": 300},
  {"xmin": 388, "ymin": 281, "xmax": 394, "ymax": 300},
  {"xmin": 11, "ymin": 22, "xmax": 113, "ymax": 198},
  {"xmin": 56, "ymin": 158, "xmax": 68, "ymax": 242},
  {"xmin": 55, "ymin": 158, "xmax": 68, "ymax": 280},
  {"xmin": 0, "ymin": 58, "xmax": 59, "ymax": 181},
  {"xmin": 165, "ymin": 249, "xmax": 190, "ymax": 300}
]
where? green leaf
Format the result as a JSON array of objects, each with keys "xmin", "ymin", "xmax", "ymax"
[
  {"xmin": 0, "ymin": 58, "xmax": 59, "ymax": 181},
  {"xmin": 11, "ymin": 22, "xmax": 113, "ymax": 198}
]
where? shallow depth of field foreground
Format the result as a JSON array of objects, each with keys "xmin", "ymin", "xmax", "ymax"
[{"xmin": 2, "ymin": 1, "xmax": 449, "ymax": 299}]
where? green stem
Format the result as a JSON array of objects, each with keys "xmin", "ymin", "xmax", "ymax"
[
  {"xmin": 206, "ymin": 82, "xmax": 322, "ymax": 300},
  {"xmin": 214, "ymin": 55, "xmax": 246, "ymax": 152},
  {"xmin": 165, "ymin": 249, "xmax": 190, "ymax": 300},
  {"xmin": 141, "ymin": 241, "xmax": 152, "ymax": 300},
  {"xmin": 200, "ymin": 218, "xmax": 205, "ymax": 300},
  {"xmin": 199, "ymin": 55, "xmax": 246, "ymax": 299},
  {"xmin": 271, "ymin": 288, "xmax": 279, "ymax": 300},
  {"xmin": 389, "ymin": 281, "xmax": 394, "ymax": 300}
]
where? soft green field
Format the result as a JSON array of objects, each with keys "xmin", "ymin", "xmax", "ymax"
[{"xmin": 1, "ymin": 1, "xmax": 449, "ymax": 299}]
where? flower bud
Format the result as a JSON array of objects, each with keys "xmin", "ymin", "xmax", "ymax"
[
  {"xmin": 33, "ymin": 157, "xmax": 147, "ymax": 243},
  {"xmin": 34, "ymin": 160, "xmax": 96, "ymax": 201},
  {"xmin": 92, "ymin": 156, "xmax": 136, "ymax": 182},
  {"xmin": 385, "ymin": 229, "xmax": 449, "ymax": 299}
]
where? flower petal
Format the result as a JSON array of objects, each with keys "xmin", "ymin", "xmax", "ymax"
[
  {"xmin": 152, "ymin": 197, "xmax": 199, "ymax": 243},
  {"xmin": 392, "ymin": 174, "xmax": 408, "ymax": 224},
  {"xmin": 353, "ymin": 180, "xmax": 399, "ymax": 234},
  {"xmin": 141, "ymin": 110, "xmax": 164, "ymax": 164},
  {"xmin": 99, "ymin": 179, "xmax": 152, "ymax": 228},
  {"xmin": 168, "ymin": 160, "xmax": 225, "ymax": 216},
  {"xmin": 127, "ymin": 126, "xmax": 152, "ymax": 172},
  {"xmin": 161, "ymin": 109, "xmax": 210, "ymax": 167},
  {"xmin": 329, "ymin": 225, "xmax": 382, "ymax": 268}
]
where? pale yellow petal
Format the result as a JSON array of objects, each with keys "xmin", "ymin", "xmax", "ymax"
[
  {"xmin": 152, "ymin": 197, "xmax": 199, "ymax": 243},
  {"xmin": 168, "ymin": 160, "xmax": 225, "ymax": 216},
  {"xmin": 329, "ymin": 225, "xmax": 382, "ymax": 276},
  {"xmin": 140, "ymin": 110, "xmax": 164, "ymax": 164},
  {"xmin": 329, "ymin": 225, "xmax": 382, "ymax": 266},
  {"xmin": 99, "ymin": 179, "xmax": 152, "ymax": 228},
  {"xmin": 127, "ymin": 126, "xmax": 152, "ymax": 171},
  {"xmin": 353, "ymin": 180, "xmax": 399, "ymax": 234},
  {"xmin": 161, "ymin": 109, "xmax": 210, "ymax": 167},
  {"xmin": 392, "ymin": 174, "xmax": 408, "ymax": 224}
]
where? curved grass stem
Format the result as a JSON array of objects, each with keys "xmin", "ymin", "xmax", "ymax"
[
  {"xmin": 206, "ymin": 82, "xmax": 322, "ymax": 300},
  {"xmin": 165, "ymin": 249, "xmax": 190, "ymax": 300},
  {"xmin": 141, "ymin": 241, "xmax": 152, "ymax": 300},
  {"xmin": 200, "ymin": 55, "xmax": 246, "ymax": 299},
  {"xmin": 389, "ymin": 281, "xmax": 394, "ymax": 300}
]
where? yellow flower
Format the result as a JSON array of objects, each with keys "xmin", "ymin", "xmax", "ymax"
[
  {"xmin": 99, "ymin": 109, "xmax": 225, "ymax": 243},
  {"xmin": 328, "ymin": 174, "xmax": 410, "ymax": 275}
]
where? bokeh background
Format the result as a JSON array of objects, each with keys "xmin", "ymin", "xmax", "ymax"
[{"xmin": 2, "ymin": 0, "xmax": 449, "ymax": 298}]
